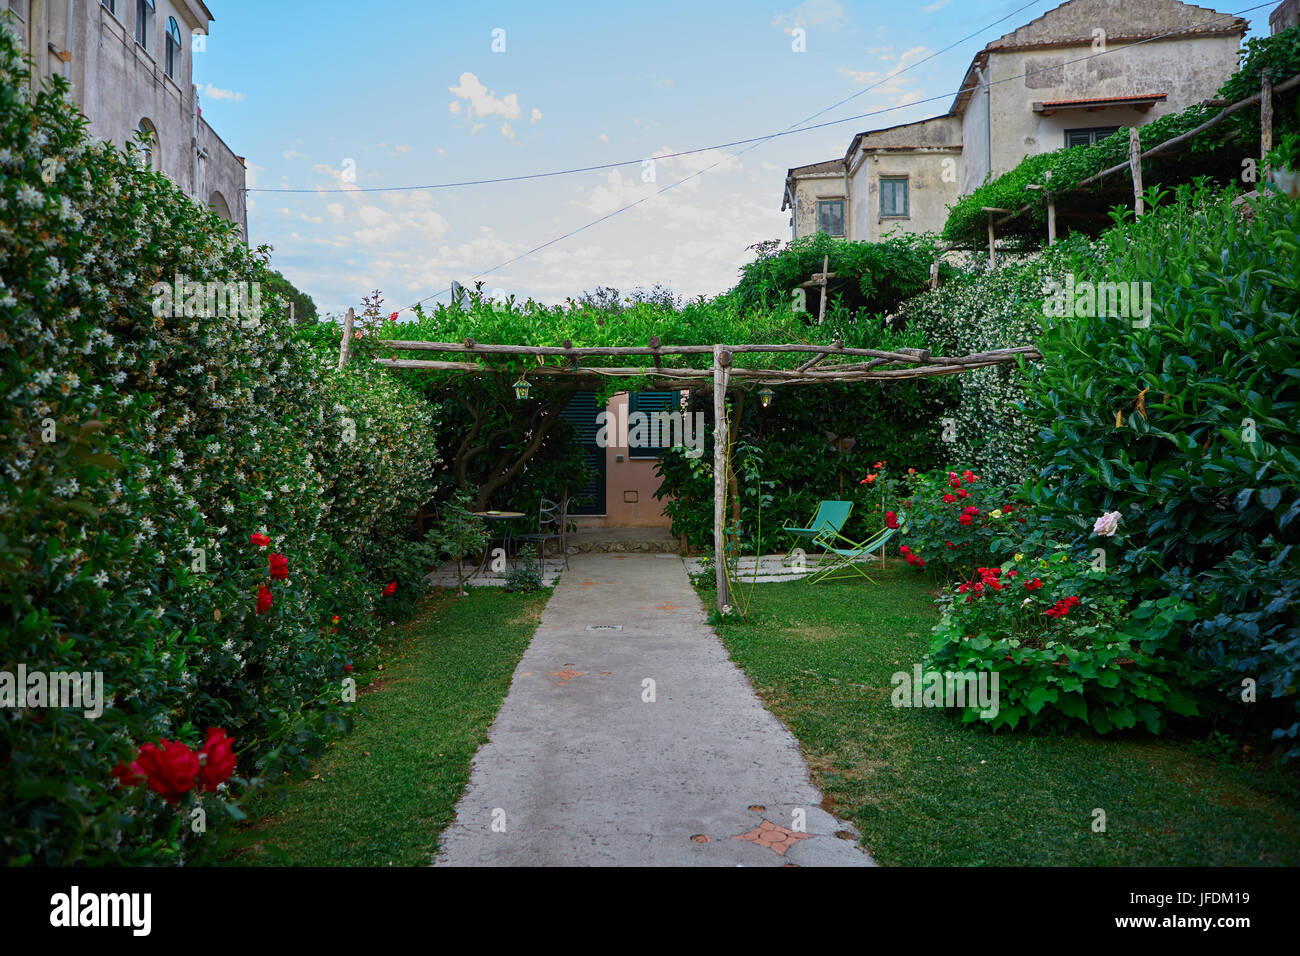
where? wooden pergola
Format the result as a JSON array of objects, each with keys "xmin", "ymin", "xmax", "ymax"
[{"xmin": 337, "ymin": 310, "xmax": 1041, "ymax": 610}]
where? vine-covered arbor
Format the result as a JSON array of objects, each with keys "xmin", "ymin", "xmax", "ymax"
[{"xmin": 338, "ymin": 309, "xmax": 1040, "ymax": 609}]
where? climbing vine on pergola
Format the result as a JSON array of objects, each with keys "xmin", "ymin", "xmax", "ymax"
[{"xmin": 336, "ymin": 309, "xmax": 1040, "ymax": 610}]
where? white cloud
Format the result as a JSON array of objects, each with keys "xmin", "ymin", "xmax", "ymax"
[
  {"xmin": 530, "ymin": 108, "xmax": 543, "ymax": 124},
  {"xmin": 393, "ymin": 144, "xmax": 411, "ymax": 153},
  {"xmin": 771, "ymin": 0, "xmax": 846, "ymax": 33},
  {"xmin": 836, "ymin": 46, "xmax": 934, "ymax": 107},
  {"xmin": 202, "ymin": 83, "xmax": 245, "ymax": 102},
  {"xmin": 923, "ymin": 0, "xmax": 950, "ymax": 11},
  {"xmin": 282, "ymin": 149, "xmax": 301, "ymax": 160},
  {"xmin": 599, "ymin": 133, "xmax": 609, "ymax": 143},
  {"xmin": 448, "ymin": 72, "xmax": 523, "ymax": 133}
]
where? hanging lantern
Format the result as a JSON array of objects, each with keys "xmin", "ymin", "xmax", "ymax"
[
  {"xmin": 758, "ymin": 386, "xmax": 775, "ymax": 408},
  {"xmin": 512, "ymin": 376, "xmax": 532, "ymax": 400}
]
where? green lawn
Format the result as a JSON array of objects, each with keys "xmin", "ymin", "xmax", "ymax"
[
  {"xmin": 224, "ymin": 587, "xmax": 549, "ymax": 866},
  {"xmin": 711, "ymin": 563, "xmax": 1300, "ymax": 866}
]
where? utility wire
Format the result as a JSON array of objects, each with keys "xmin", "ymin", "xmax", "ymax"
[
  {"xmin": 369, "ymin": 1, "xmax": 1269, "ymax": 313},
  {"xmin": 253, "ymin": 0, "xmax": 1047, "ymax": 195}
]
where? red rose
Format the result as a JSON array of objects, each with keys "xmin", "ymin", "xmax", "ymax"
[
  {"xmin": 111, "ymin": 760, "xmax": 144, "ymax": 787},
  {"xmin": 948, "ymin": 473, "xmax": 962, "ymax": 489},
  {"xmin": 898, "ymin": 545, "xmax": 911, "ymax": 554},
  {"xmin": 382, "ymin": 581, "xmax": 397, "ymax": 597},
  {"xmin": 1006, "ymin": 569, "xmax": 1018, "ymax": 578},
  {"xmin": 963, "ymin": 506, "xmax": 980, "ymax": 516},
  {"xmin": 250, "ymin": 533, "xmax": 270, "ymax": 548},
  {"xmin": 136, "ymin": 740, "xmax": 200, "ymax": 803},
  {"xmin": 1025, "ymin": 578, "xmax": 1044, "ymax": 590},
  {"xmin": 389, "ymin": 311, "xmax": 399, "ymax": 321},
  {"xmin": 256, "ymin": 585, "xmax": 273, "ymax": 614},
  {"xmin": 863, "ymin": 474, "xmax": 878, "ymax": 484},
  {"xmin": 269, "ymin": 552, "xmax": 288, "ymax": 580},
  {"xmin": 962, "ymin": 470, "xmax": 977, "ymax": 482},
  {"xmin": 885, "ymin": 510, "xmax": 899, "ymax": 529},
  {"xmin": 197, "ymin": 728, "xmax": 237, "ymax": 792},
  {"xmin": 957, "ymin": 488, "xmax": 971, "ymax": 499},
  {"xmin": 959, "ymin": 514, "xmax": 973, "ymax": 525},
  {"xmin": 942, "ymin": 493, "xmax": 957, "ymax": 503},
  {"xmin": 344, "ymin": 664, "xmax": 353, "ymax": 672},
  {"xmin": 945, "ymin": 540, "xmax": 954, "ymax": 547},
  {"xmin": 1003, "ymin": 505, "xmax": 1014, "ymax": 514}
]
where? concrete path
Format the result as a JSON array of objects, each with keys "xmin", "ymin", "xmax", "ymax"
[{"xmin": 435, "ymin": 553, "xmax": 874, "ymax": 866}]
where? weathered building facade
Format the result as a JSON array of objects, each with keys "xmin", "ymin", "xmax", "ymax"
[
  {"xmin": 782, "ymin": 0, "xmax": 1248, "ymax": 240},
  {"xmin": 4, "ymin": 0, "xmax": 246, "ymax": 233}
]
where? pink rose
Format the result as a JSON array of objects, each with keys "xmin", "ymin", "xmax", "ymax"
[{"xmin": 1092, "ymin": 511, "xmax": 1121, "ymax": 537}]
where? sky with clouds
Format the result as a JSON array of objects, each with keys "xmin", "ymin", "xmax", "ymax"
[{"xmin": 192, "ymin": 0, "xmax": 1259, "ymax": 316}]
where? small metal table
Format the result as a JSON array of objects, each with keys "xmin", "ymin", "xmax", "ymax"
[{"xmin": 472, "ymin": 510, "xmax": 526, "ymax": 576}]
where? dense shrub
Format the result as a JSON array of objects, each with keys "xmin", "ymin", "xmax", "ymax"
[
  {"xmin": 0, "ymin": 31, "xmax": 439, "ymax": 865},
  {"xmin": 893, "ymin": 467, "xmax": 1025, "ymax": 581},
  {"xmin": 894, "ymin": 243, "xmax": 1081, "ymax": 485},
  {"xmin": 927, "ymin": 553, "xmax": 1199, "ymax": 732},
  {"xmin": 1022, "ymin": 183, "xmax": 1300, "ymax": 754},
  {"xmin": 732, "ymin": 231, "xmax": 948, "ymax": 314}
]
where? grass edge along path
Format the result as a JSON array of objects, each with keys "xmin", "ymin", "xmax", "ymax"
[
  {"xmin": 710, "ymin": 563, "xmax": 1300, "ymax": 866},
  {"xmin": 223, "ymin": 588, "xmax": 549, "ymax": 866}
]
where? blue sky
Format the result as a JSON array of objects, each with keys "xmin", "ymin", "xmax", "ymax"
[{"xmin": 192, "ymin": 0, "xmax": 1261, "ymax": 316}]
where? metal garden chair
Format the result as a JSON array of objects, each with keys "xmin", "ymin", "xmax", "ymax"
[
  {"xmin": 807, "ymin": 526, "xmax": 897, "ymax": 584},
  {"xmin": 514, "ymin": 495, "xmax": 570, "ymax": 569},
  {"xmin": 782, "ymin": 500, "xmax": 853, "ymax": 559}
]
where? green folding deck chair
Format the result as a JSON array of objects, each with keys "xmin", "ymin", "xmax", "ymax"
[
  {"xmin": 807, "ymin": 526, "xmax": 897, "ymax": 584},
  {"xmin": 782, "ymin": 500, "xmax": 853, "ymax": 559}
]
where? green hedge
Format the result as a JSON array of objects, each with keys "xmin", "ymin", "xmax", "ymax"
[
  {"xmin": 0, "ymin": 29, "xmax": 440, "ymax": 865},
  {"xmin": 1022, "ymin": 183, "xmax": 1300, "ymax": 753}
]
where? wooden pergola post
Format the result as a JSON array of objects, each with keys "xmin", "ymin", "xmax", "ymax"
[
  {"xmin": 713, "ymin": 345, "xmax": 731, "ymax": 611},
  {"xmin": 1129, "ymin": 128, "xmax": 1145, "ymax": 217},
  {"xmin": 337, "ymin": 307, "xmax": 355, "ymax": 371},
  {"xmin": 1261, "ymin": 71, "xmax": 1274, "ymax": 164}
]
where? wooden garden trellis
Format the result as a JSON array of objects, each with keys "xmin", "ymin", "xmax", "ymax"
[
  {"xmin": 944, "ymin": 70, "xmax": 1300, "ymax": 265},
  {"xmin": 338, "ymin": 314, "xmax": 1041, "ymax": 609}
]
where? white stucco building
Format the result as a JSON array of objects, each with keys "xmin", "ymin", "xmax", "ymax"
[
  {"xmin": 4, "ymin": 0, "xmax": 247, "ymax": 233},
  {"xmin": 782, "ymin": 0, "xmax": 1248, "ymax": 242}
]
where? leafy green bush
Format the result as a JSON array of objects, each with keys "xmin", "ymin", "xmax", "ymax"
[
  {"xmin": 0, "ymin": 31, "xmax": 440, "ymax": 865},
  {"xmin": 927, "ymin": 553, "xmax": 1199, "ymax": 732},
  {"xmin": 731, "ymin": 231, "xmax": 947, "ymax": 314},
  {"xmin": 894, "ymin": 468, "xmax": 1025, "ymax": 581},
  {"xmin": 1023, "ymin": 183, "xmax": 1300, "ymax": 754},
  {"xmin": 504, "ymin": 552, "xmax": 545, "ymax": 593}
]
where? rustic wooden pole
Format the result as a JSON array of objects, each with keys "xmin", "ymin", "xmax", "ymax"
[
  {"xmin": 987, "ymin": 215, "xmax": 996, "ymax": 268},
  {"xmin": 1044, "ymin": 170, "xmax": 1056, "ymax": 245},
  {"xmin": 713, "ymin": 345, "xmax": 731, "ymax": 611},
  {"xmin": 1129, "ymin": 128, "xmax": 1145, "ymax": 217},
  {"xmin": 1261, "ymin": 72, "xmax": 1274, "ymax": 163},
  {"xmin": 816, "ymin": 254, "xmax": 830, "ymax": 325},
  {"xmin": 337, "ymin": 307, "xmax": 355, "ymax": 371},
  {"xmin": 929, "ymin": 259, "xmax": 940, "ymax": 289}
]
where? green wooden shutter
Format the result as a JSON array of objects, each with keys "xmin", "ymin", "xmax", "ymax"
[
  {"xmin": 628, "ymin": 391, "xmax": 680, "ymax": 460},
  {"xmin": 561, "ymin": 392, "xmax": 605, "ymax": 515}
]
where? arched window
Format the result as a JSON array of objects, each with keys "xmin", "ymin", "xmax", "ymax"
[
  {"xmin": 136, "ymin": 119, "xmax": 158, "ymax": 170},
  {"xmin": 165, "ymin": 17, "xmax": 181, "ymax": 78},
  {"xmin": 134, "ymin": 0, "xmax": 154, "ymax": 52},
  {"xmin": 208, "ymin": 191, "xmax": 231, "ymax": 222}
]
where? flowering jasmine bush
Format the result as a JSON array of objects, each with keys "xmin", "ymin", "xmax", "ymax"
[
  {"xmin": 0, "ymin": 30, "xmax": 440, "ymax": 864},
  {"xmin": 926, "ymin": 553, "xmax": 1199, "ymax": 732}
]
